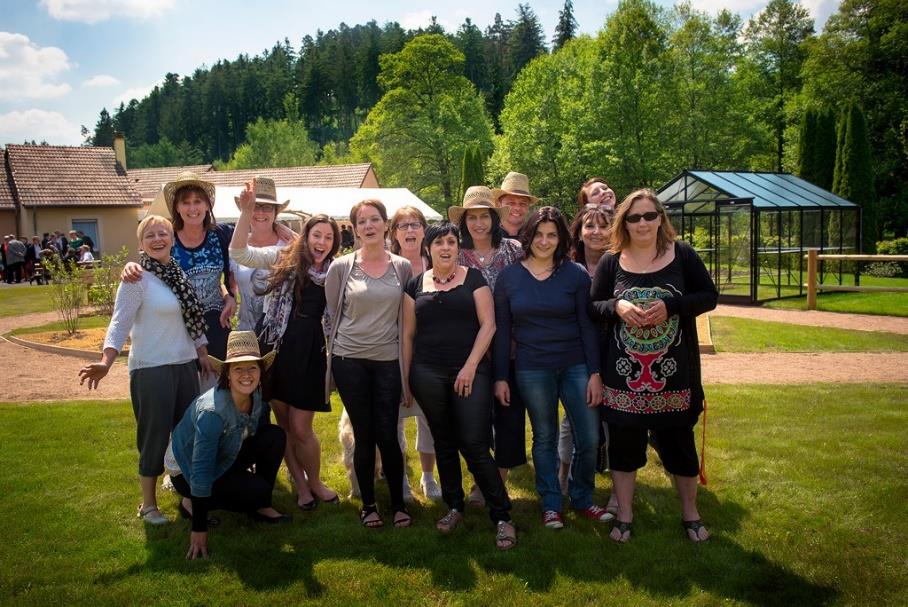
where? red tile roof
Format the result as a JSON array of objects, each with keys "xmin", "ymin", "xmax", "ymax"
[
  {"xmin": 128, "ymin": 163, "xmax": 375, "ymax": 199},
  {"xmin": 6, "ymin": 144, "xmax": 142, "ymax": 207}
]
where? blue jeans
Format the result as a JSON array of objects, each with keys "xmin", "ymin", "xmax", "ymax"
[{"xmin": 516, "ymin": 363, "xmax": 598, "ymax": 512}]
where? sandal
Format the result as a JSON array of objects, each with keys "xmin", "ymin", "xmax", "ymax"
[
  {"xmin": 610, "ymin": 520, "xmax": 632, "ymax": 543},
  {"xmin": 137, "ymin": 504, "xmax": 169, "ymax": 526},
  {"xmin": 392, "ymin": 508, "xmax": 412, "ymax": 528},
  {"xmin": 682, "ymin": 519, "xmax": 710, "ymax": 543},
  {"xmin": 359, "ymin": 504, "xmax": 383, "ymax": 529},
  {"xmin": 436, "ymin": 508, "xmax": 463, "ymax": 534},
  {"xmin": 496, "ymin": 520, "xmax": 517, "ymax": 551}
]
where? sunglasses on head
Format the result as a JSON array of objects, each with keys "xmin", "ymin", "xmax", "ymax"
[{"xmin": 625, "ymin": 211, "xmax": 660, "ymax": 224}]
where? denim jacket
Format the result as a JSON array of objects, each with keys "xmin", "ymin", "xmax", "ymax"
[{"xmin": 171, "ymin": 386, "xmax": 266, "ymax": 498}]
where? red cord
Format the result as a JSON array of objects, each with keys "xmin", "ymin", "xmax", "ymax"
[{"xmin": 698, "ymin": 398, "xmax": 708, "ymax": 486}]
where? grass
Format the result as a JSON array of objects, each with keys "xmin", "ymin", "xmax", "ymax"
[
  {"xmin": 9, "ymin": 314, "xmax": 111, "ymax": 335},
  {"xmin": 765, "ymin": 291, "xmax": 908, "ymax": 317},
  {"xmin": 1, "ymin": 384, "xmax": 907, "ymax": 606},
  {"xmin": 0, "ymin": 284, "xmax": 57, "ymax": 317},
  {"xmin": 710, "ymin": 317, "xmax": 908, "ymax": 352}
]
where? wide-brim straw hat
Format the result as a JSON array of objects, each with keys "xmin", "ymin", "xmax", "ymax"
[
  {"xmin": 208, "ymin": 330, "xmax": 276, "ymax": 374},
  {"xmin": 163, "ymin": 171, "xmax": 216, "ymax": 220},
  {"xmin": 491, "ymin": 171, "xmax": 539, "ymax": 204},
  {"xmin": 233, "ymin": 176, "xmax": 290, "ymax": 213},
  {"xmin": 448, "ymin": 185, "xmax": 510, "ymax": 225}
]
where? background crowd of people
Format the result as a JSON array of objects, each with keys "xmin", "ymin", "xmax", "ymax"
[{"xmin": 79, "ymin": 169, "xmax": 717, "ymax": 558}]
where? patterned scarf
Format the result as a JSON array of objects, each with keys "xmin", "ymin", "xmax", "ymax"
[
  {"xmin": 139, "ymin": 252, "xmax": 208, "ymax": 340},
  {"xmin": 260, "ymin": 259, "xmax": 331, "ymax": 349}
]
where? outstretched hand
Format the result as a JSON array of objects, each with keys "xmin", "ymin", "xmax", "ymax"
[{"xmin": 78, "ymin": 362, "xmax": 110, "ymax": 390}]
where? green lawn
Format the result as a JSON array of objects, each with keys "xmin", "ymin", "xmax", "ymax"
[
  {"xmin": 1, "ymin": 385, "xmax": 906, "ymax": 606},
  {"xmin": 765, "ymin": 291, "xmax": 908, "ymax": 317},
  {"xmin": 9, "ymin": 314, "xmax": 111, "ymax": 335},
  {"xmin": 711, "ymin": 317, "xmax": 908, "ymax": 352},
  {"xmin": 0, "ymin": 284, "xmax": 57, "ymax": 317}
]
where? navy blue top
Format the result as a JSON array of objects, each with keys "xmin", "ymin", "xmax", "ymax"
[{"xmin": 493, "ymin": 260, "xmax": 600, "ymax": 380}]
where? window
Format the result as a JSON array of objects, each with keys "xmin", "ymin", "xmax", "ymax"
[{"xmin": 71, "ymin": 219, "xmax": 99, "ymax": 253}]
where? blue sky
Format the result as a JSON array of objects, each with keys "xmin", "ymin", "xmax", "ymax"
[{"xmin": 0, "ymin": 0, "xmax": 841, "ymax": 147}]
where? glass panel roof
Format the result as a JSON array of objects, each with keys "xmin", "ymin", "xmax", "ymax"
[{"xmin": 658, "ymin": 171, "xmax": 857, "ymax": 209}]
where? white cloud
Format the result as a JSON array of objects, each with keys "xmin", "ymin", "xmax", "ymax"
[
  {"xmin": 112, "ymin": 80, "xmax": 161, "ymax": 107},
  {"xmin": 82, "ymin": 74, "xmax": 119, "ymax": 87},
  {"xmin": 40, "ymin": 0, "xmax": 176, "ymax": 24},
  {"xmin": 0, "ymin": 32, "xmax": 72, "ymax": 100},
  {"xmin": 0, "ymin": 109, "xmax": 82, "ymax": 145}
]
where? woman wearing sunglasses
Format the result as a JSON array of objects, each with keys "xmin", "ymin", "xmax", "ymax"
[{"xmin": 589, "ymin": 189, "xmax": 717, "ymax": 543}]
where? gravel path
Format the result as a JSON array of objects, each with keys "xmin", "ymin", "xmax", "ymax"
[
  {"xmin": 711, "ymin": 304, "xmax": 908, "ymax": 334},
  {"xmin": 2, "ymin": 306, "xmax": 907, "ymax": 403}
]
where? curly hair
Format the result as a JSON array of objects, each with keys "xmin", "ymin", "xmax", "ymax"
[{"xmin": 260, "ymin": 215, "xmax": 340, "ymax": 305}]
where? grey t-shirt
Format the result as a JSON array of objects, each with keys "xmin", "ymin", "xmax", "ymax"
[{"xmin": 332, "ymin": 262, "xmax": 402, "ymax": 361}]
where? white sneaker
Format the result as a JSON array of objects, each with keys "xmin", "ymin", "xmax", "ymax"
[
  {"xmin": 402, "ymin": 479, "xmax": 415, "ymax": 503},
  {"xmin": 420, "ymin": 477, "xmax": 442, "ymax": 501}
]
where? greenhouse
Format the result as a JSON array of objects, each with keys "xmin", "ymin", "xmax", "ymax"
[{"xmin": 657, "ymin": 170, "xmax": 860, "ymax": 303}]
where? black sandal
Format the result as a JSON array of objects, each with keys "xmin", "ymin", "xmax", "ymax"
[
  {"xmin": 682, "ymin": 519, "xmax": 710, "ymax": 543},
  {"xmin": 610, "ymin": 520, "xmax": 632, "ymax": 543},
  {"xmin": 359, "ymin": 504, "xmax": 383, "ymax": 528}
]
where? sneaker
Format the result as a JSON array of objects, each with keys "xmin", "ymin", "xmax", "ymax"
[
  {"xmin": 542, "ymin": 510, "xmax": 564, "ymax": 529},
  {"xmin": 161, "ymin": 474, "xmax": 174, "ymax": 493},
  {"xmin": 421, "ymin": 477, "xmax": 442, "ymax": 501},
  {"xmin": 137, "ymin": 504, "xmax": 169, "ymax": 526},
  {"xmin": 576, "ymin": 505, "xmax": 615, "ymax": 523},
  {"xmin": 402, "ymin": 479, "xmax": 415, "ymax": 504}
]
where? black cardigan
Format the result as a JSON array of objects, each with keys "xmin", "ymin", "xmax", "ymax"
[{"xmin": 589, "ymin": 240, "xmax": 718, "ymax": 417}]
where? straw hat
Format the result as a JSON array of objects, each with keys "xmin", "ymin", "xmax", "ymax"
[
  {"xmin": 163, "ymin": 171, "xmax": 216, "ymax": 220},
  {"xmin": 208, "ymin": 330, "xmax": 276, "ymax": 374},
  {"xmin": 492, "ymin": 171, "xmax": 539, "ymax": 204},
  {"xmin": 448, "ymin": 186, "xmax": 510, "ymax": 225},
  {"xmin": 234, "ymin": 176, "xmax": 290, "ymax": 213}
]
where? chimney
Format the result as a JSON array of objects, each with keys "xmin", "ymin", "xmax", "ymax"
[{"xmin": 113, "ymin": 132, "xmax": 126, "ymax": 171}]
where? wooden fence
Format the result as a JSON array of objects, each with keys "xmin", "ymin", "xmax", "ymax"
[{"xmin": 804, "ymin": 248, "xmax": 908, "ymax": 309}]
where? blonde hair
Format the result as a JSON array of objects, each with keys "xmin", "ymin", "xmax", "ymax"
[
  {"xmin": 608, "ymin": 188, "xmax": 676, "ymax": 257},
  {"xmin": 136, "ymin": 214, "xmax": 174, "ymax": 242}
]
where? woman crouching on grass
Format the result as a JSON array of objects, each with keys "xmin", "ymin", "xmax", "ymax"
[
  {"xmin": 402, "ymin": 222, "xmax": 517, "ymax": 550},
  {"xmin": 78, "ymin": 214, "xmax": 214, "ymax": 525},
  {"xmin": 167, "ymin": 331, "xmax": 291, "ymax": 559}
]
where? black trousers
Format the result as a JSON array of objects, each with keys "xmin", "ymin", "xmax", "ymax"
[
  {"xmin": 410, "ymin": 361, "xmax": 511, "ymax": 523},
  {"xmin": 493, "ymin": 360, "xmax": 528, "ymax": 468},
  {"xmin": 5, "ymin": 262, "xmax": 23, "ymax": 283},
  {"xmin": 173, "ymin": 424, "xmax": 286, "ymax": 515},
  {"xmin": 332, "ymin": 356, "xmax": 406, "ymax": 510}
]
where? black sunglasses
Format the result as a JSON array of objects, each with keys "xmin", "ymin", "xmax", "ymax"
[{"xmin": 625, "ymin": 211, "xmax": 660, "ymax": 224}]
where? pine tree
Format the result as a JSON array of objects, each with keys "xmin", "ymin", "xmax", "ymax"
[
  {"xmin": 833, "ymin": 104, "xmax": 876, "ymax": 252},
  {"xmin": 507, "ymin": 4, "xmax": 547, "ymax": 80},
  {"xmin": 832, "ymin": 108, "xmax": 847, "ymax": 193},
  {"xmin": 553, "ymin": 0, "xmax": 578, "ymax": 50},
  {"xmin": 459, "ymin": 144, "xmax": 485, "ymax": 200},
  {"xmin": 814, "ymin": 109, "xmax": 837, "ymax": 191},
  {"xmin": 797, "ymin": 108, "xmax": 818, "ymax": 184},
  {"xmin": 91, "ymin": 108, "xmax": 116, "ymax": 147}
]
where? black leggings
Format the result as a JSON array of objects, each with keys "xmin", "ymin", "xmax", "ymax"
[
  {"xmin": 173, "ymin": 424, "xmax": 286, "ymax": 529},
  {"xmin": 410, "ymin": 361, "xmax": 511, "ymax": 523},
  {"xmin": 332, "ymin": 356, "xmax": 405, "ymax": 510}
]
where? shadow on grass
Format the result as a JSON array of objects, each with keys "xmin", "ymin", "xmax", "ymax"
[{"xmin": 94, "ymin": 483, "xmax": 836, "ymax": 605}]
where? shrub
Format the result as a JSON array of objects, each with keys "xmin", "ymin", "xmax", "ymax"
[
  {"xmin": 43, "ymin": 257, "xmax": 86, "ymax": 335},
  {"xmin": 87, "ymin": 247, "xmax": 129, "ymax": 316},
  {"xmin": 875, "ymin": 238, "xmax": 908, "ymax": 276}
]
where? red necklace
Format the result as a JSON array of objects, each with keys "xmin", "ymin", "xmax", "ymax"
[{"xmin": 433, "ymin": 268, "xmax": 457, "ymax": 284}]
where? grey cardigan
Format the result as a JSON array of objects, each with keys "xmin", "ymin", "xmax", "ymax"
[{"xmin": 323, "ymin": 251, "xmax": 412, "ymax": 403}]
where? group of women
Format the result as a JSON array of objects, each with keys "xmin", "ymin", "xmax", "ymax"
[{"xmin": 80, "ymin": 170, "xmax": 717, "ymax": 559}]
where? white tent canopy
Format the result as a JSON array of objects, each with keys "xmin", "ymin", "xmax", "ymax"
[{"xmin": 146, "ymin": 187, "xmax": 442, "ymax": 223}]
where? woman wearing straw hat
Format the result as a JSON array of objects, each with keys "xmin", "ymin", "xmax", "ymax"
[
  {"xmin": 231, "ymin": 177, "xmax": 291, "ymax": 332},
  {"xmin": 230, "ymin": 180, "xmax": 341, "ymax": 511},
  {"xmin": 167, "ymin": 330, "xmax": 291, "ymax": 559},
  {"xmin": 450, "ymin": 186, "xmax": 526, "ymax": 504},
  {"xmin": 325, "ymin": 199, "xmax": 413, "ymax": 529},
  {"xmin": 402, "ymin": 221, "xmax": 517, "ymax": 549},
  {"xmin": 79, "ymin": 215, "xmax": 214, "ymax": 525},
  {"xmin": 492, "ymin": 172, "xmax": 539, "ymax": 239}
]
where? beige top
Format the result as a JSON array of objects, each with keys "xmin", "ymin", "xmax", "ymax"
[{"xmin": 332, "ymin": 262, "xmax": 402, "ymax": 360}]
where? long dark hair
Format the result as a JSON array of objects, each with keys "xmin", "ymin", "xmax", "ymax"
[
  {"xmin": 422, "ymin": 222, "xmax": 460, "ymax": 269},
  {"xmin": 261, "ymin": 214, "xmax": 340, "ymax": 302},
  {"xmin": 570, "ymin": 205, "xmax": 612, "ymax": 267},
  {"xmin": 520, "ymin": 206, "xmax": 571, "ymax": 267},
  {"xmin": 458, "ymin": 208, "xmax": 503, "ymax": 249}
]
